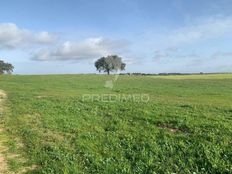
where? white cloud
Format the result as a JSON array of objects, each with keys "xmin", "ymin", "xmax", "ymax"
[
  {"xmin": 31, "ymin": 37, "xmax": 129, "ymax": 61},
  {"xmin": 0, "ymin": 23, "xmax": 57, "ymax": 49},
  {"xmin": 141, "ymin": 16, "xmax": 232, "ymax": 51},
  {"xmin": 35, "ymin": 31, "xmax": 57, "ymax": 44},
  {"xmin": 153, "ymin": 47, "xmax": 192, "ymax": 63},
  {"xmin": 150, "ymin": 16, "xmax": 232, "ymax": 69},
  {"xmin": 167, "ymin": 16, "xmax": 232, "ymax": 46},
  {"xmin": 153, "ymin": 48, "xmax": 178, "ymax": 61},
  {"xmin": 211, "ymin": 51, "xmax": 232, "ymax": 59}
]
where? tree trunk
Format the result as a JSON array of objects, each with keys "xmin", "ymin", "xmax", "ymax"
[{"xmin": 107, "ymin": 69, "xmax": 110, "ymax": 75}]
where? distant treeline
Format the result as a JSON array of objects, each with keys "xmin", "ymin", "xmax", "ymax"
[{"xmin": 118, "ymin": 72, "xmax": 229, "ymax": 76}]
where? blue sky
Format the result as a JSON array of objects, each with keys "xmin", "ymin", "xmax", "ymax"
[{"xmin": 0, "ymin": 0, "xmax": 232, "ymax": 74}]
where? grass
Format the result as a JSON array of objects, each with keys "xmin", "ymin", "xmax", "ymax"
[
  {"xmin": 0, "ymin": 74, "xmax": 231, "ymax": 173},
  {"xmin": 151, "ymin": 73, "xmax": 232, "ymax": 80}
]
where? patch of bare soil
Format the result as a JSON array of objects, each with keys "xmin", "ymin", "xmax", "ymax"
[
  {"xmin": 158, "ymin": 124, "xmax": 182, "ymax": 133},
  {"xmin": 35, "ymin": 95, "xmax": 47, "ymax": 99}
]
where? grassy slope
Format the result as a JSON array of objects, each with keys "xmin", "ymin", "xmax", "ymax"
[{"xmin": 0, "ymin": 74, "xmax": 231, "ymax": 173}]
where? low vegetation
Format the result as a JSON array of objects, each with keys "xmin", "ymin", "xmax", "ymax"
[{"xmin": 0, "ymin": 74, "xmax": 231, "ymax": 173}]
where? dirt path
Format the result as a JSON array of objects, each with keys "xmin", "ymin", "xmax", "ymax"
[
  {"xmin": 0, "ymin": 90, "xmax": 8, "ymax": 173},
  {"xmin": 0, "ymin": 90, "xmax": 36, "ymax": 174}
]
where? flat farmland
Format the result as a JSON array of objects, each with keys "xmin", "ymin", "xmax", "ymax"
[{"xmin": 0, "ymin": 74, "xmax": 231, "ymax": 173}]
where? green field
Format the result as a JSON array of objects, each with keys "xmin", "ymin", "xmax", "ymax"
[{"xmin": 0, "ymin": 74, "xmax": 232, "ymax": 173}]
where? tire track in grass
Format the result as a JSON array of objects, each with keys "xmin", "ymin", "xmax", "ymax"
[
  {"xmin": 0, "ymin": 90, "xmax": 37, "ymax": 174},
  {"xmin": 0, "ymin": 90, "xmax": 8, "ymax": 173}
]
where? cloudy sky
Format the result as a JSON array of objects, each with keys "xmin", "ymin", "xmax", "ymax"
[{"xmin": 0, "ymin": 0, "xmax": 232, "ymax": 74}]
